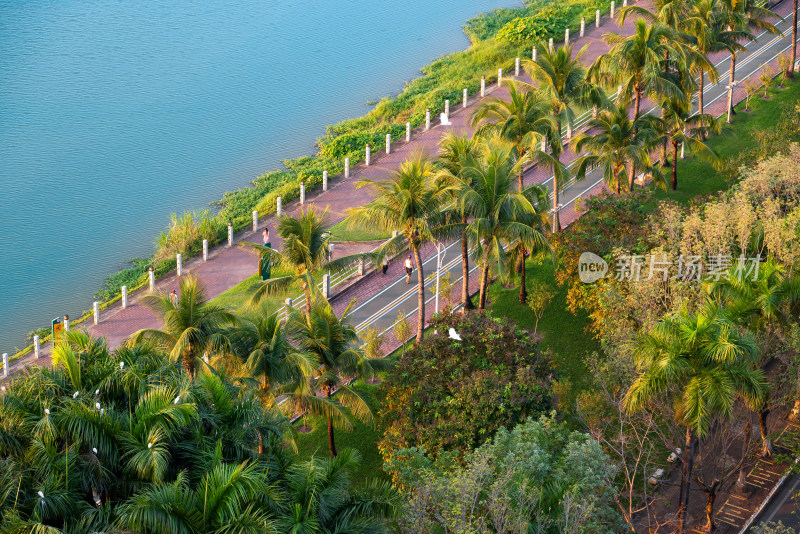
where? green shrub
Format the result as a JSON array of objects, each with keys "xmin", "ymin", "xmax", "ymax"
[{"xmin": 497, "ymin": 5, "xmax": 581, "ymax": 43}]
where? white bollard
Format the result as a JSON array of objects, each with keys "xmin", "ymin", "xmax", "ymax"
[
  {"xmin": 63, "ymin": 315, "xmax": 69, "ymax": 332},
  {"xmin": 515, "ymin": 57, "xmax": 520, "ymax": 76},
  {"xmin": 177, "ymin": 254, "xmax": 182, "ymax": 276},
  {"xmin": 497, "ymin": 68, "xmax": 502, "ymax": 86},
  {"xmin": 358, "ymin": 258, "xmax": 365, "ymax": 276},
  {"xmin": 565, "ymin": 28, "xmax": 569, "ymax": 46},
  {"xmin": 623, "ymin": 0, "xmax": 627, "ymax": 6},
  {"xmin": 481, "ymin": 75, "xmax": 486, "ymax": 97},
  {"xmin": 227, "ymin": 221, "xmax": 233, "ymax": 247},
  {"xmin": 463, "ymin": 88, "xmax": 468, "ymax": 108},
  {"xmin": 365, "ymin": 144, "xmax": 371, "ymax": 166},
  {"xmin": 203, "ymin": 239, "xmax": 208, "ymax": 261},
  {"xmin": 300, "ymin": 181, "xmax": 305, "ymax": 204},
  {"xmin": 532, "ymin": 46, "xmax": 537, "ymax": 62},
  {"xmin": 34, "ymin": 335, "xmax": 40, "ymax": 359},
  {"xmin": 93, "ymin": 301, "xmax": 100, "ymax": 325},
  {"xmin": 284, "ymin": 298, "xmax": 293, "ymax": 317},
  {"xmin": 444, "ymin": 99, "xmax": 449, "ymax": 119},
  {"xmin": 425, "ymin": 108, "xmax": 431, "ymax": 130},
  {"xmin": 122, "ymin": 286, "xmax": 128, "ymax": 308},
  {"xmin": 549, "ymin": 38, "xmax": 554, "ymax": 51},
  {"xmin": 680, "ymin": 141, "xmax": 685, "ymax": 159},
  {"xmin": 2, "ymin": 353, "xmax": 7, "ymax": 378},
  {"xmin": 386, "ymin": 133, "xmax": 391, "ymax": 154},
  {"xmin": 406, "ymin": 122, "xmax": 411, "ymax": 142},
  {"xmin": 329, "ymin": 242, "xmax": 334, "ymax": 258},
  {"xmin": 611, "ymin": 1, "xmax": 615, "ymax": 18},
  {"xmin": 253, "ymin": 211, "xmax": 258, "ymax": 232},
  {"xmin": 596, "ymin": 9, "xmax": 601, "ymax": 27},
  {"xmin": 581, "ymin": 17, "xmax": 585, "ymax": 37},
  {"xmin": 392, "ymin": 230, "xmax": 398, "ymax": 238},
  {"xmin": 277, "ymin": 197, "xmax": 282, "ymax": 217},
  {"xmin": 323, "ymin": 273, "xmax": 330, "ymax": 299},
  {"xmin": 344, "ymin": 158, "xmax": 350, "ymax": 179},
  {"xmin": 323, "ymin": 170, "xmax": 328, "ymax": 191},
  {"xmin": 148, "ymin": 266, "xmax": 155, "ymax": 290},
  {"xmin": 541, "ymin": 136, "xmax": 547, "ymax": 151}
]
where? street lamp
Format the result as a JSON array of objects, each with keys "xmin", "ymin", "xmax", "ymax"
[{"xmin": 433, "ymin": 241, "xmax": 447, "ymax": 314}]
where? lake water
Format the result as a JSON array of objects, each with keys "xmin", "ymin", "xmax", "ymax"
[{"xmin": 0, "ymin": 0, "xmax": 512, "ymax": 351}]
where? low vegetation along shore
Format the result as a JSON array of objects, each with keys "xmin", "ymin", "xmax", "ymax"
[{"xmin": 14, "ymin": 0, "xmax": 610, "ymax": 355}]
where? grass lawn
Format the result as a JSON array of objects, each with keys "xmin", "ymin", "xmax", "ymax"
[
  {"xmin": 292, "ymin": 380, "xmax": 388, "ymax": 487},
  {"xmin": 329, "ymin": 218, "xmax": 391, "ymax": 242},
  {"xmin": 210, "ymin": 271, "xmax": 292, "ymax": 314}
]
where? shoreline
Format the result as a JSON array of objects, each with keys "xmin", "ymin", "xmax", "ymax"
[{"xmin": 4, "ymin": 0, "xmax": 595, "ymax": 357}]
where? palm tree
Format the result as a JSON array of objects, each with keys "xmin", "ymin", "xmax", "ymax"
[
  {"xmin": 130, "ymin": 275, "xmax": 236, "ymax": 378},
  {"xmin": 590, "ymin": 19, "xmax": 686, "ymax": 126},
  {"xmin": 117, "ymin": 462, "xmax": 277, "ymax": 533},
  {"xmin": 288, "ymin": 301, "xmax": 391, "ymax": 457},
  {"xmin": 346, "ymin": 153, "xmax": 450, "ymax": 345},
  {"xmin": 279, "ymin": 449, "xmax": 400, "ymax": 532},
  {"xmin": 245, "ymin": 208, "xmax": 359, "ymax": 314},
  {"xmin": 684, "ymin": 0, "xmax": 743, "ymax": 118},
  {"xmin": 571, "ymin": 102, "xmax": 662, "ymax": 194},
  {"xmin": 530, "ymin": 128, "xmax": 571, "ymax": 232},
  {"xmin": 656, "ymin": 91, "xmax": 722, "ymax": 190},
  {"xmin": 437, "ymin": 132, "xmax": 481, "ymax": 311},
  {"xmin": 461, "ymin": 139, "xmax": 550, "ymax": 309},
  {"xmin": 624, "ymin": 302, "xmax": 766, "ymax": 534},
  {"xmin": 470, "ymin": 81, "xmax": 554, "ymax": 191},
  {"xmin": 719, "ymin": 0, "xmax": 779, "ymax": 121}
]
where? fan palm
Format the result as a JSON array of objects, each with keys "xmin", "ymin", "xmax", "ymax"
[
  {"xmin": 470, "ymin": 81, "xmax": 554, "ymax": 191},
  {"xmin": 624, "ymin": 302, "xmax": 766, "ymax": 534},
  {"xmin": 590, "ymin": 19, "xmax": 686, "ymax": 126},
  {"xmin": 571, "ymin": 102, "xmax": 663, "ymax": 194},
  {"xmin": 437, "ymin": 132, "xmax": 481, "ymax": 310},
  {"xmin": 288, "ymin": 301, "xmax": 390, "ymax": 457},
  {"xmin": 129, "ymin": 275, "xmax": 236, "ymax": 378},
  {"xmin": 461, "ymin": 139, "xmax": 550, "ymax": 309},
  {"xmin": 346, "ymin": 152, "xmax": 451, "ymax": 344}
]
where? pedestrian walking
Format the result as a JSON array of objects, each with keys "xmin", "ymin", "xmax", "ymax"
[
  {"xmin": 381, "ymin": 255, "xmax": 389, "ymax": 275},
  {"xmin": 170, "ymin": 289, "xmax": 178, "ymax": 306},
  {"xmin": 262, "ymin": 228, "xmax": 270, "ymax": 247},
  {"xmin": 404, "ymin": 255, "xmax": 413, "ymax": 284}
]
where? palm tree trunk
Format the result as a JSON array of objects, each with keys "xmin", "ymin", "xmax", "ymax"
[
  {"xmin": 633, "ymin": 87, "xmax": 641, "ymax": 129},
  {"xmin": 184, "ymin": 347, "xmax": 195, "ymax": 379},
  {"xmin": 759, "ymin": 405, "xmax": 773, "ymax": 456},
  {"xmin": 517, "ymin": 147, "xmax": 526, "ymax": 192},
  {"xmin": 412, "ymin": 243, "xmax": 425, "ymax": 345},
  {"xmin": 736, "ymin": 421, "xmax": 752, "ymax": 493},
  {"xmin": 478, "ymin": 253, "xmax": 491, "ymax": 311},
  {"xmin": 677, "ymin": 428, "xmax": 697, "ymax": 534},
  {"xmin": 552, "ymin": 153, "xmax": 561, "ymax": 233},
  {"xmin": 703, "ymin": 481, "xmax": 720, "ymax": 532},
  {"xmin": 698, "ymin": 72, "xmax": 705, "ymax": 116},
  {"xmin": 627, "ymin": 161, "xmax": 636, "ymax": 192},
  {"xmin": 326, "ymin": 385, "xmax": 337, "ymax": 457},
  {"xmin": 727, "ymin": 55, "xmax": 737, "ymax": 122},
  {"xmin": 518, "ymin": 251, "xmax": 527, "ymax": 303},
  {"xmin": 661, "ymin": 107, "xmax": 669, "ymax": 165},
  {"xmin": 792, "ymin": 0, "xmax": 798, "ymax": 79},
  {"xmin": 672, "ymin": 140, "xmax": 679, "ymax": 190},
  {"xmin": 461, "ymin": 221, "xmax": 474, "ymax": 311}
]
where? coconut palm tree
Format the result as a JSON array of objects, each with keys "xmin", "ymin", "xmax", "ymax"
[
  {"xmin": 656, "ymin": 91, "xmax": 722, "ymax": 190},
  {"xmin": 571, "ymin": 102, "xmax": 663, "ymax": 194},
  {"xmin": 684, "ymin": 0, "xmax": 744, "ymax": 118},
  {"xmin": 719, "ymin": 0, "xmax": 779, "ymax": 120},
  {"xmin": 288, "ymin": 301, "xmax": 391, "ymax": 457},
  {"xmin": 461, "ymin": 139, "xmax": 550, "ymax": 309},
  {"xmin": 437, "ymin": 132, "xmax": 481, "ymax": 311},
  {"xmin": 245, "ymin": 208, "xmax": 362, "ymax": 314},
  {"xmin": 346, "ymin": 153, "xmax": 451, "ymax": 345},
  {"xmin": 130, "ymin": 275, "xmax": 236, "ymax": 378},
  {"xmin": 624, "ymin": 302, "xmax": 766, "ymax": 534},
  {"xmin": 530, "ymin": 128, "xmax": 571, "ymax": 232},
  {"xmin": 590, "ymin": 19, "xmax": 686, "ymax": 127},
  {"xmin": 470, "ymin": 81, "xmax": 554, "ymax": 191}
]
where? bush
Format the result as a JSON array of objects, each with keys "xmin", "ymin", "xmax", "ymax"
[
  {"xmin": 378, "ymin": 312, "xmax": 553, "ymax": 464},
  {"xmin": 497, "ymin": 5, "xmax": 580, "ymax": 43}
]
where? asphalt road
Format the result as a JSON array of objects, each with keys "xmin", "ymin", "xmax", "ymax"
[{"xmin": 747, "ymin": 472, "xmax": 800, "ymax": 532}]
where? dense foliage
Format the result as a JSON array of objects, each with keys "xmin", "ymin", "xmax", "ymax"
[
  {"xmin": 378, "ymin": 313, "xmax": 553, "ymax": 464},
  {"xmin": 387, "ymin": 415, "xmax": 622, "ymax": 534}
]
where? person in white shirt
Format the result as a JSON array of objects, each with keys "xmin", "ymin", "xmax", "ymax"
[
  {"xmin": 381, "ymin": 255, "xmax": 389, "ymax": 275},
  {"xmin": 404, "ymin": 255, "xmax": 413, "ymax": 284}
]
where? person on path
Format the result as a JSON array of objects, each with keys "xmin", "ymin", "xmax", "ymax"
[
  {"xmin": 262, "ymin": 228, "xmax": 270, "ymax": 247},
  {"xmin": 170, "ymin": 289, "xmax": 178, "ymax": 306},
  {"xmin": 382, "ymin": 255, "xmax": 389, "ymax": 275},
  {"xmin": 404, "ymin": 255, "xmax": 413, "ymax": 284}
]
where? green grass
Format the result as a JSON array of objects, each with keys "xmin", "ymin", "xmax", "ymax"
[
  {"xmin": 293, "ymin": 381, "xmax": 387, "ymax": 487},
  {"xmin": 210, "ymin": 272, "xmax": 291, "ymax": 314},
  {"xmin": 329, "ymin": 219, "xmax": 391, "ymax": 242}
]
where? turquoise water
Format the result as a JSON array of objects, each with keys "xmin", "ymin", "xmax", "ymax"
[{"xmin": 0, "ymin": 0, "xmax": 511, "ymax": 351}]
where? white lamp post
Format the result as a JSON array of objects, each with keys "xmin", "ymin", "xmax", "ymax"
[{"xmin": 433, "ymin": 241, "xmax": 447, "ymax": 314}]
